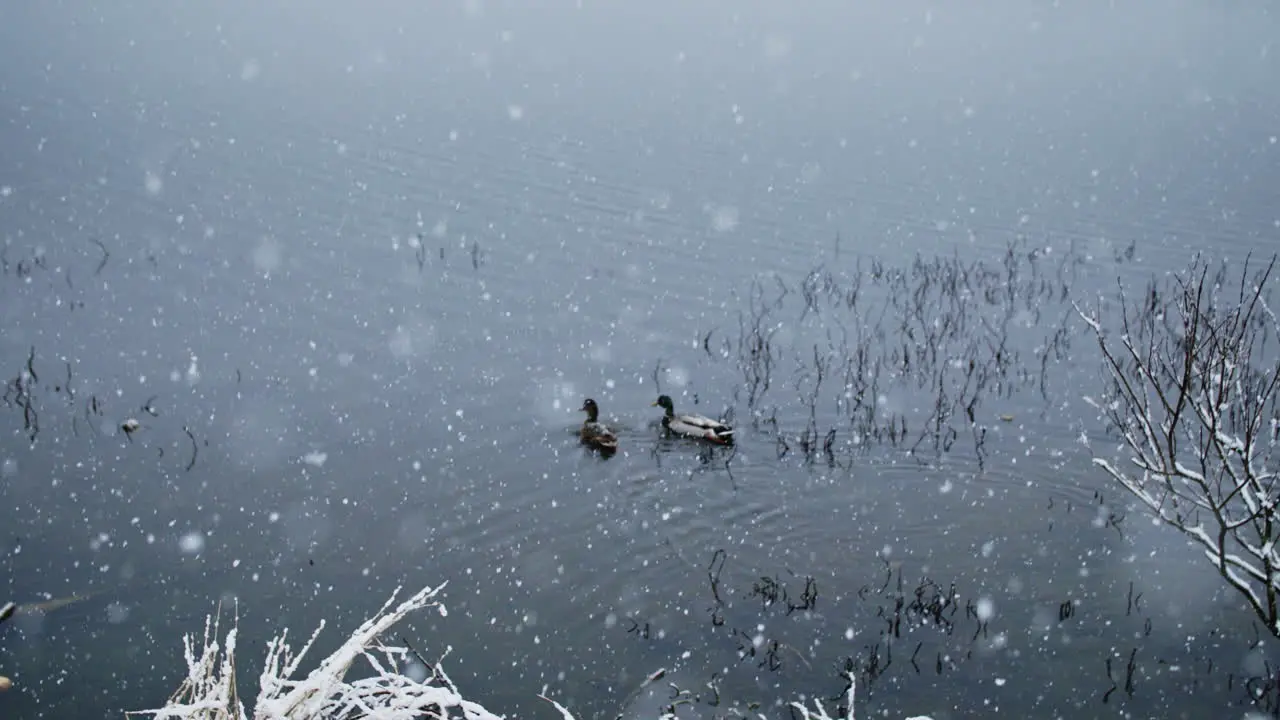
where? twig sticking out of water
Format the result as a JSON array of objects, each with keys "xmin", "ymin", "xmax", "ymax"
[
  {"xmin": 731, "ymin": 239, "xmax": 1081, "ymax": 466},
  {"xmin": 2, "ymin": 348, "xmax": 41, "ymax": 443},
  {"xmin": 791, "ymin": 671, "xmax": 857, "ymax": 720},
  {"xmin": 63, "ymin": 361, "xmax": 75, "ymax": 403},
  {"xmin": 88, "ymin": 237, "xmax": 110, "ymax": 276},
  {"xmin": 1102, "ymin": 648, "xmax": 1138, "ymax": 703},
  {"xmin": 183, "ymin": 426, "xmax": 199, "ymax": 471},
  {"xmin": 652, "ymin": 357, "xmax": 666, "ymax": 395},
  {"xmin": 735, "ymin": 277, "xmax": 782, "ymax": 413},
  {"xmin": 25, "ymin": 347, "xmax": 38, "ymax": 384},
  {"xmin": 414, "ymin": 233, "xmax": 427, "ymax": 272}
]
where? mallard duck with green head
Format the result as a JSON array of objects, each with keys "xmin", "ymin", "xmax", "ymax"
[
  {"xmin": 651, "ymin": 394, "xmax": 735, "ymax": 444},
  {"xmin": 579, "ymin": 398, "xmax": 619, "ymax": 453}
]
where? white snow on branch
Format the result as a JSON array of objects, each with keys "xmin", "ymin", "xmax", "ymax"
[
  {"xmin": 128, "ymin": 582, "xmax": 509, "ymax": 720},
  {"xmin": 1078, "ymin": 254, "xmax": 1280, "ymax": 634},
  {"xmin": 130, "ymin": 583, "xmax": 936, "ymax": 720}
]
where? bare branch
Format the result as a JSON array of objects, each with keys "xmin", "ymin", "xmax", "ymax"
[{"xmin": 1081, "ymin": 253, "xmax": 1280, "ymax": 635}]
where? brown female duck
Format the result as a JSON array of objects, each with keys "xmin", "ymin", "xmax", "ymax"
[{"xmin": 579, "ymin": 398, "xmax": 619, "ymax": 453}]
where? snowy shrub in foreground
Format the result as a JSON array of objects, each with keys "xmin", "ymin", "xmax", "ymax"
[
  {"xmin": 128, "ymin": 582, "xmax": 936, "ymax": 720},
  {"xmin": 126, "ymin": 582, "xmax": 505, "ymax": 720}
]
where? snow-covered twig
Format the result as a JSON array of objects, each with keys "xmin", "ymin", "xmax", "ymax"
[
  {"xmin": 790, "ymin": 672, "xmax": 857, "ymax": 720},
  {"xmin": 126, "ymin": 604, "xmax": 246, "ymax": 720},
  {"xmin": 788, "ymin": 673, "xmax": 935, "ymax": 720},
  {"xmin": 127, "ymin": 582, "xmax": 509, "ymax": 720}
]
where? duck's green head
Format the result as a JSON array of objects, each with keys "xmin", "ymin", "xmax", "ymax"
[
  {"xmin": 651, "ymin": 395, "xmax": 675, "ymax": 414},
  {"xmin": 581, "ymin": 398, "xmax": 601, "ymax": 419}
]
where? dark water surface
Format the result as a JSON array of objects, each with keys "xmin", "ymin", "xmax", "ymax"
[{"xmin": 2, "ymin": 1, "xmax": 1279, "ymax": 718}]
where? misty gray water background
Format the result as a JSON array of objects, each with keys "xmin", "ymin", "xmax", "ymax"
[{"xmin": 2, "ymin": 1, "xmax": 1279, "ymax": 718}]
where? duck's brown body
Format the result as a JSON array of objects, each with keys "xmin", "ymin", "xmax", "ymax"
[{"xmin": 580, "ymin": 398, "xmax": 619, "ymax": 452}]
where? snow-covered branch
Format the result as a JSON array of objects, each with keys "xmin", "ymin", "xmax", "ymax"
[
  {"xmin": 129, "ymin": 582, "xmax": 938, "ymax": 720},
  {"xmin": 1078, "ymin": 253, "xmax": 1280, "ymax": 634},
  {"xmin": 127, "ymin": 582, "xmax": 510, "ymax": 720}
]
